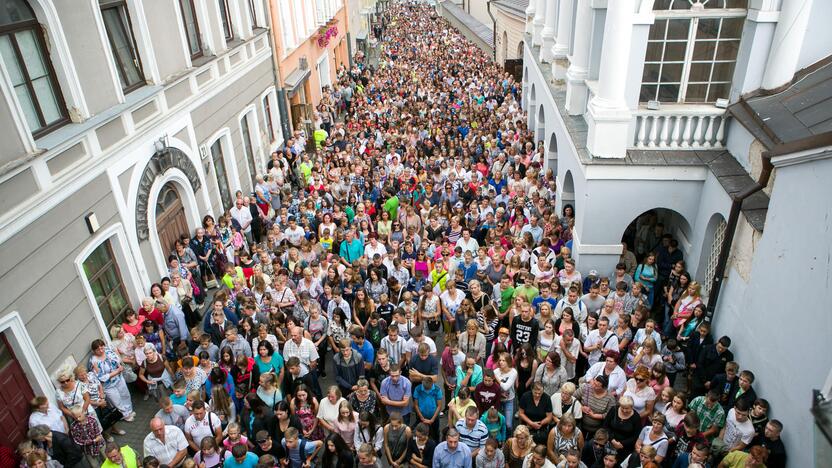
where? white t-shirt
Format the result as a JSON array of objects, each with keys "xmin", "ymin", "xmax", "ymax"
[
  {"xmin": 284, "ymin": 226, "xmax": 306, "ymax": 246},
  {"xmin": 584, "ymin": 329, "xmax": 620, "ymax": 364},
  {"xmin": 722, "ymin": 408, "xmax": 755, "ymax": 448},
  {"xmin": 184, "ymin": 413, "xmax": 221, "ymax": 447},
  {"xmin": 405, "ymin": 336, "xmax": 437, "ymax": 356}
]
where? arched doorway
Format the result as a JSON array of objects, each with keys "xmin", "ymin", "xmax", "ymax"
[
  {"xmin": 547, "ymin": 132, "xmax": 558, "ymax": 175},
  {"xmin": 622, "ymin": 208, "xmax": 692, "ymax": 263},
  {"xmin": 561, "ymin": 170, "xmax": 575, "ymax": 217},
  {"xmin": 536, "ymin": 104, "xmax": 546, "ymax": 144},
  {"xmin": 155, "ymin": 182, "xmax": 190, "ymax": 257},
  {"xmin": 528, "ymin": 84, "xmax": 537, "ymax": 126},
  {"xmin": 502, "ymin": 31, "xmax": 508, "ymax": 62},
  {"xmin": 516, "ymin": 40, "xmax": 524, "ymax": 59}
]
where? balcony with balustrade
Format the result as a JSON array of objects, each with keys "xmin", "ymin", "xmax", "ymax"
[{"xmin": 632, "ymin": 105, "xmax": 728, "ymax": 150}]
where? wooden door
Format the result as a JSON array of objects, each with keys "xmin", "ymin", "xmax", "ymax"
[
  {"xmin": 156, "ymin": 183, "xmax": 190, "ymax": 257},
  {"xmin": 0, "ymin": 334, "xmax": 35, "ymax": 449}
]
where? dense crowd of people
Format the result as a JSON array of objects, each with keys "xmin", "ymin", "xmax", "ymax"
[{"xmin": 16, "ymin": 2, "xmax": 787, "ymax": 468}]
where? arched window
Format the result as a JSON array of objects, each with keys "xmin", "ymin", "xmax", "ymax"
[
  {"xmin": 641, "ymin": 0, "xmax": 748, "ymax": 103},
  {"xmin": 0, "ymin": 0, "xmax": 68, "ymax": 136}
]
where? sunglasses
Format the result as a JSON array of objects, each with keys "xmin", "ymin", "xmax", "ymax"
[
  {"xmin": 59, "ymin": 379, "xmax": 70, "ymax": 384},
  {"xmin": 635, "ymin": 377, "xmax": 646, "ymax": 382}
]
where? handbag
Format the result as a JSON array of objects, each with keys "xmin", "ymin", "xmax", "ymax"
[
  {"xmin": 205, "ymin": 270, "xmax": 219, "ymax": 289},
  {"xmin": 122, "ymin": 365, "xmax": 138, "ymax": 383},
  {"xmin": 96, "ymin": 403, "xmax": 123, "ymax": 430},
  {"xmin": 427, "ymin": 318, "xmax": 441, "ymax": 332}
]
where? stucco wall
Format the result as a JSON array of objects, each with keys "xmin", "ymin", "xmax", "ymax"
[
  {"xmin": 0, "ymin": 174, "xmax": 127, "ymax": 372},
  {"xmin": 713, "ymin": 154, "xmax": 832, "ymax": 468},
  {"xmin": 798, "ymin": 0, "xmax": 832, "ymax": 72},
  {"xmin": 495, "ymin": 8, "xmax": 525, "ymax": 64}
]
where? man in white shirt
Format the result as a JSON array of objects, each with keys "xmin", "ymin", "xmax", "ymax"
[
  {"xmin": 283, "ymin": 326, "xmax": 319, "ymax": 377},
  {"xmin": 283, "ymin": 216, "xmax": 306, "ymax": 247},
  {"xmin": 183, "ymin": 400, "xmax": 222, "ymax": 452},
  {"xmin": 380, "ymin": 324, "xmax": 407, "ymax": 366},
  {"xmin": 584, "ymin": 353, "xmax": 628, "ymax": 398},
  {"xmin": 403, "ymin": 326, "xmax": 437, "ymax": 362},
  {"xmin": 583, "ymin": 317, "xmax": 619, "ymax": 364},
  {"xmin": 144, "ymin": 418, "xmax": 188, "ymax": 467},
  {"xmin": 715, "ymin": 400, "xmax": 756, "ymax": 458},
  {"xmin": 455, "ymin": 228, "xmax": 479, "ymax": 254},
  {"xmin": 364, "ymin": 234, "xmax": 387, "ymax": 259},
  {"xmin": 229, "ymin": 198, "xmax": 253, "ymax": 243}
]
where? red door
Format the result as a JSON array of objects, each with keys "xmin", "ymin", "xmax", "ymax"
[{"xmin": 0, "ymin": 334, "xmax": 35, "ymax": 449}]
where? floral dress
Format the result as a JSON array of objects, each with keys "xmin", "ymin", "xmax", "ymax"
[{"xmin": 296, "ymin": 403, "xmax": 324, "ymax": 441}]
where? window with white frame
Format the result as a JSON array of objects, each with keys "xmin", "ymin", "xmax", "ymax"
[
  {"xmin": 315, "ymin": 0, "xmax": 325, "ymax": 24},
  {"xmin": 83, "ymin": 240, "xmax": 131, "ymax": 330},
  {"xmin": 303, "ymin": 0, "xmax": 315, "ymax": 35},
  {"xmin": 292, "ymin": 0, "xmax": 305, "ymax": 41},
  {"xmin": 217, "ymin": 0, "xmax": 233, "ymax": 41},
  {"xmin": 262, "ymin": 93, "xmax": 275, "ymax": 143},
  {"xmin": 640, "ymin": 0, "xmax": 747, "ymax": 103},
  {"xmin": 279, "ymin": 0, "xmax": 294, "ymax": 50},
  {"xmin": 0, "ymin": 0, "xmax": 69, "ymax": 137}
]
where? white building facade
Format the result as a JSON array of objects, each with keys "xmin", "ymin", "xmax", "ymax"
[
  {"xmin": 523, "ymin": 0, "xmax": 832, "ymax": 465},
  {"xmin": 0, "ymin": 0, "xmax": 282, "ymax": 448}
]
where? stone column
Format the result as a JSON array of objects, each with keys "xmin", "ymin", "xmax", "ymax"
[
  {"xmin": 532, "ymin": 0, "xmax": 546, "ymax": 46},
  {"xmin": 550, "ymin": 0, "xmax": 574, "ymax": 78},
  {"xmin": 565, "ymin": 0, "xmax": 591, "ymax": 115},
  {"xmin": 761, "ymin": 0, "xmax": 814, "ymax": 89},
  {"xmin": 525, "ymin": 0, "xmax": 536, "ymax": 34},
  {"xmin": 585, "ymin": 0, "xmax": 634, "ymax": 159},
  {"xmin": 540, "ymin": 0, "xmax": 559, "ymax": 63}
]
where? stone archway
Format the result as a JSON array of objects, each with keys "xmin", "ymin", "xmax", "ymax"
[
  {"xmin": 561, "ymin": 170, "xmax": 576, "ymax": 218},
  {"xmin": 516, "ymin": 40, "xmax": 524, "ymax": 59},
  {"xmin": 528, "ymin": 83, "xmax": 537, "ymax": 125},
  {"xmin": 135, "ymin": 146, "xmax": 201, "ymax": 243},
  {"xmin": 536, "ymin": 104, "xmax": 546, "ymax": 144}
]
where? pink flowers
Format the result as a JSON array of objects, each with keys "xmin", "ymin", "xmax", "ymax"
[{"xmin": 317, "ymin": 26, "xmax": 339, "ymax": 48}]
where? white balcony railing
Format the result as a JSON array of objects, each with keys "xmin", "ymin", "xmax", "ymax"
[{"xmin": 632, "ymin": 106, "xmax": 727, "ymax": 150}]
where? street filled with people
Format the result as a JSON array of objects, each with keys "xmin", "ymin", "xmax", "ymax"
[{"xmin": 18, "ymin": 2, "xmax": 786, "ymax": 468}]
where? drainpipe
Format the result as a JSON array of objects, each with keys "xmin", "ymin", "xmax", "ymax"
[
  {"xmin": 487, "ymin": 0, "xmax": 497, "ymax": 62},
  {"xmin": 267, "ymin": 3, "xmax": 293, "ymax": 138},
  {"xmin": 706, "ymin": 153, "xmax": 774, "ymax": 322}
]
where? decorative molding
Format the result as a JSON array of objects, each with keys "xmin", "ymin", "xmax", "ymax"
[{"xmin": 135, "ymin": 147, "xmax": 202, "ymax": 241}]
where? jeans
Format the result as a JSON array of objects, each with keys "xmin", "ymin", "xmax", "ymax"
[{"xmin": 502, "ymin": 397, "xmax": 515, "ymax": 432}]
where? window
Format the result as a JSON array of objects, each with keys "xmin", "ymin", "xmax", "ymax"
[
  {"xmin": 218, "ymin": 0, "xmax": 233, "ymax": 41},
  {"xmin": 210, "ymin": 139, "xmax": 233, "ymax": 212},
  {"xmin": 83, "ymin": 241, "xmax": 131, "ymax": 331},
  {"xmin": 280, "ymin": 0, "xmax": 294, "ymax": 50},
  {"xmin": 641, "ymin": 0, "xmax": 746, "ymax": 103},
  {"xmin": 0, "ymin": 0, "xmax": 68, "ymax": 137},
  {"xmin": 241, "ymin": 113, "xmax": 258, "ymax": 183},
  {"xmin": 263, "ymin": 95, "xmax": 275, "ymax": 142},
  {"xmin": 248, "ymin": 0, "xmax": 258, "ymax": 28},
  {"xmin": 178, "ymin": 0, "xmax": 203, "ymax": 59},
  {"xmin": 100, "ymin": 0, "xmax": 144, "ymax": 93}
]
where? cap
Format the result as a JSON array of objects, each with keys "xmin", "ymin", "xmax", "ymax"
[{"xmin": 588, "ymin": 269, "xmax": 598, "ymax": 277}]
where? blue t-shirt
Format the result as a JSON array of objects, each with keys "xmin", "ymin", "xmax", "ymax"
[
  {"xmin": 351, "ymin": 340, "xmax": 375, "ymax": 366},
  {"xmin": 169, "ymin": 393, "xmax": 187, "ymax": 406},
  {"xmin": 223, "ymin": 452, "xmax": 258, "ymax": 468},
  {"xmin": 413, "ymin": 383, "xmax": 443, "ymax": 419}
]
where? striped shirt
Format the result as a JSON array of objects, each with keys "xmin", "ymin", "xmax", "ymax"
[{"xmin": 455, "ymin": 419, "xmax": 489, "ymax": 451}]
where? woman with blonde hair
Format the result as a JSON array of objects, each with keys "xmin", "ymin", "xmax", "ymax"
[
  {"xmin": 503, "ymin": 425, "xmax": 536, "ymax": 468},
  {"xmin": 670, "ymin": 281, "xmax": 702, "ymax": 330},
  {"xmin": 546, "ymin": 414, "xmax": 584, "ymax": 465}
]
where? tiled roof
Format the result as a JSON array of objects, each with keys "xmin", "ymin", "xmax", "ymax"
[
  {"xmin": 729, "ymin": 55, "xmax": 832, "ymax": 149},
  {"xmin": 493, "ymin": 0, "xmax": 529, "ymax": 16}
]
